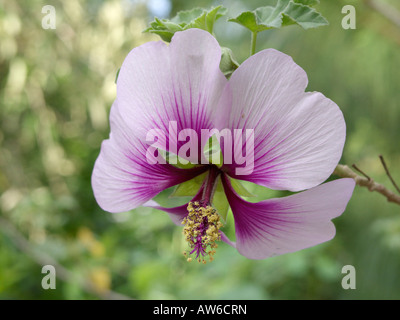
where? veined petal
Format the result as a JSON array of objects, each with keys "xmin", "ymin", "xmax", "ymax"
[
  {"xmin": 221, "ymin": 175, "xmax": 355, "ymax": 259},
  {"xmin": 116, "ymin": 29, "xmax": 228, "ymax": 162},
  {"xmin": 91, "ymin": 101, "xmax": 208, "ymax": 213},
  {"xmin": 92, "ymin": 29, "xmax": 227, "ymax": 213},
  {"xmin": 216, "ymin": 49, "xmax": 346, "ymax": 191}
]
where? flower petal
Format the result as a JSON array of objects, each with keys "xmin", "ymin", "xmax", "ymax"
[
  {"xmin": 216, "ymin": 49, "xmax": 346, "ymax": 191},
  {"xmin": 222, "ymin": 175, "xmax": 355, "ymax": 259},
  {"xmin": 92, "ymin": 29, "xmax": 228, "ymax": 213},
  {"xmin": 116, "ymin": 29, "xmax": 228, "ymax": 162},
  {"xmin": 91, "ymin": 101, "xmax": 208, "ymax": 213}
]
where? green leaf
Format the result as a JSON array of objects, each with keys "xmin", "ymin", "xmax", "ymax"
[
  {"xmin": 205, "ymin": 6, "xmax": 228, "ymax": 32},
  {"xmin": 144, "ymin": 6, "xmax": 227, "ymax": 42},
  {"xmin": 114, "ymin": 68, "xmax": 120, "ymax": 84},
  {"xmin": 172, "ymin": 8, "xmax": 205, "ymax": 25},
  {"xmin": 230, "ymin": 178, "xmax": 256, "ymax": 198},
  {"xmin": 228, "ymin": 11, "xmax": 270, "ymax": 33},
  {"xmin": 203, "ymin": 134, "xmax": 224, "ymax": 167},
  {"xmin": 170, "ymin": 172, "xmax": 207, "ymax": 197},
  {"xmin": 293, "ymin": 0, "xmax": 320, "ymax": 6},
  {"xmin": 220, "ymin": 47, "xmax": 240, "ymax": 78},
  {"xmin": 157, "ymin": 149, "xmax": 197, "ymax": 169},
  {"xmin": 173, "ymin": 6, "xmax": 227, "ymax": 33},
  {"xmin": 228, "ymin": 0, "xmax": 328, "ymax": 33},
  {"xmin": 212, "ymin": 177, "xmax": 230, "ymax": 222},
  {"xmin": 281, "ymin": 1, "xmax": 328, "ymax": 29},
  {"xmin": 211, "ymin": 177, "xmax": 255, "ymax": 222},
  {"xmin": 143, "ymin": 18, "xmax": 184, "ymax": 42}
]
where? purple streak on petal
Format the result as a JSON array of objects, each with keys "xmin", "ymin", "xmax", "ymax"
[
  {"xmin": 116, "ymin": 29, "xmax": 228, "ymax": 163},
  {"xmin": 92, "ymin": 101, "xmax": 208, "ymax": 213},
  {"xmin": 215, "ymin": 49, "xmax": 346, "ymax": 191},
  {"xmin": 93, "ymin": 28, "xmax": 229, "ymax": 213},
  {"xmin": 221, "ymin": 174, "xmax": 355, "ymax": 259}
]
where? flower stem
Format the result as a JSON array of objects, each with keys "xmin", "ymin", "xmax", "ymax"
[{"xmin": 250, "ymin": 31, "xmax": 258, "ymax": 56}]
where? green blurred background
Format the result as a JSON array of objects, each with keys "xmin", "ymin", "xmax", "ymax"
[{"xmin": 1, "ymin": 0, "xmax": 399, "ymax": 300}]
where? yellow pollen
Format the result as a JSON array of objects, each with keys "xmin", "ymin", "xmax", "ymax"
[{"xmin": 182, "ymin": 202, "xmax": 223, "ymax": 263}]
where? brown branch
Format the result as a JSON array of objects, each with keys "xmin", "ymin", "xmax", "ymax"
[
  {"xmin": 0, "ymin": 216, "xmax": 133, "ymax": 300},
  {"xmin": 334, "ymin": 164, "xmax": 400, "ymax": 206}
]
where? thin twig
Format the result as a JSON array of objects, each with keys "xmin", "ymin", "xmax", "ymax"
[
  {"xmin": 0, "ymin": 216, "xmax": 133, "ymax": 300},
  {"xmin": 334, "ymin": 164, "xmax": 400, "ymax": 206},
  {"xmin": 352, "ymin": 164, "xmax": 371, "ymax": 181},
  {"xmin": 379, "ymin": 155, "xmax": 400, "ymax": 194}
]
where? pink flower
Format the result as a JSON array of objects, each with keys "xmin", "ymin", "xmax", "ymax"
[{"xmin": 92, "ymin": 29, "xmax": 355, "ymax": 261}]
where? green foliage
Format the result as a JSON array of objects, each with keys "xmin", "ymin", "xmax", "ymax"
[
  {"xmin": 212, "ymin": 178, "xmax": 230, "ymax": 222},
  {"xmin": 144, "ymin": 6, "xmax": 227, "ymax": 42},
  {"xmin": 170, "ymin": 172, "xmax": 207, "ymax": 197},
  {"xmin": 219, "ymin": 47, "xmax": 240, "ymax": 78},
  {"xmin": 228, "ymin": 0, "xmax": 328, "ymax": 33},
  {"xmin": 230, "ymin": 179, "xmax": 256, "ymax": 198},
  {"xmin": 293, "ymin": 0, "xmax": 320, "ymax": 6}
]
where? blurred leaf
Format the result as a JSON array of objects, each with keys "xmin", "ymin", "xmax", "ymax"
[
  {"xmin": 89, "ymin": 267, "xmax": 111, "ymax": 294},
  {"xmin": 129, "ymin": 261, "xmax": 169, "ymax": 295},
  {"xmin": 2, "ymin": 0, "xmax": 400, "ymax": 301}
]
